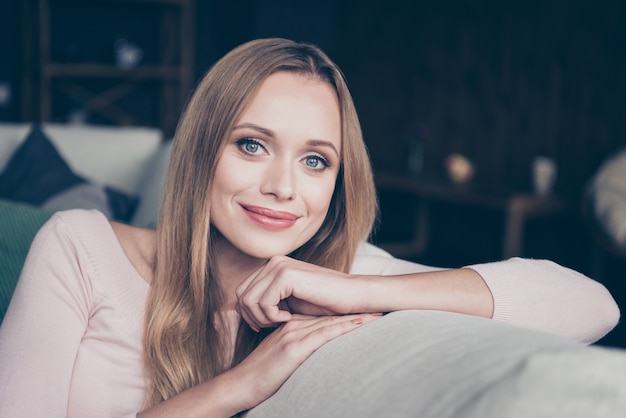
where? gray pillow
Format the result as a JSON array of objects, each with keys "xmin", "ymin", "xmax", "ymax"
[
  {"xmin": 42, "ymin": 183, "xmax": 112, "ymax": 219},
  {"xmin": 246, "ymin": 311, "xmax": 626, "ymax": 418}
]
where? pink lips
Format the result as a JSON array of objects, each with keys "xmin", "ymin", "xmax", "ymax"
[{"xmin": 242, "ymin": 205, "xmax": 299, "ymax": 230}]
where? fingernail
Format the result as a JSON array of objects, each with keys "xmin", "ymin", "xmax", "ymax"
[
  {"xmin": 351, "ymin": 318, "xmax": 363, "ymax": 325},
  {"xmin": 250, "ymin": 325, "xmax": 260, "ymax": 333},
  {"xmin": 372, "ymin": 312, "xmax": 384, "ymax": 316}
]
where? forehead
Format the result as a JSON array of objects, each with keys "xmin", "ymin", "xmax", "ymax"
[
  {"xmin": 245, "ymin": 71, "xmax": 339, "ymax": 114},
  {"xmin": 236, "ymin": 71, "xmax": 342, "ymax": 146}
]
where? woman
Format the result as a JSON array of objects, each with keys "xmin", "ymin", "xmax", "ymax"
[{"xmin": 0, "ymin": 38, "xmax": 619, "ymax": 417}]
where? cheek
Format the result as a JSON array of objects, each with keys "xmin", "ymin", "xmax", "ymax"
[
  {"xmin": 212, "ymin": 157, "xmax": 253, "ymax": 197},
  {"xmin": 305, "ymin": 178, "xmax": 338, "ymax": 217}
]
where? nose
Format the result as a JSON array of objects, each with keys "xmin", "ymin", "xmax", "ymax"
[{"xmin": 260, "ymin": 158, "xmax": 296, "ymax": 200}]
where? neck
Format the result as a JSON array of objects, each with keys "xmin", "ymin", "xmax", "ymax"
[{"xmin": 213, "ymin": 233, "xmax": 267, "ymax": 311}]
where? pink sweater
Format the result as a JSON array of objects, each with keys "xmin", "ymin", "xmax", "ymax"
[{"xmin": 0, "ymin": 210, "xmax": 619, "ymax": 417}]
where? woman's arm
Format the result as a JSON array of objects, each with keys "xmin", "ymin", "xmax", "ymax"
[
  {"xmin": 137, "ymin": 314, "xmax": 379, "ymax": 418},
  {"xmin": 0, "ymin": 215, "xmax": 92, "ymax": 417},
  {"xmin": 236, "ymin": 255, "xmax": 620, "ymax": 344},
  {"xmin": 0, "ymin": 211, "xmax": 379, "ymax": 417}
]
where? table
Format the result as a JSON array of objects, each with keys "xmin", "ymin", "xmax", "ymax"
[{"xmin": 375, "ymin": 173, "xmax": 565, "ymax": 259}]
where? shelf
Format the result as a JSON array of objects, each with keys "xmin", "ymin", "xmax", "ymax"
[
  {"xmin": 44, "ymin": 64, "xmax": 182, "ymax": 80},
  {"xmin": 33, "ymin": 0, "xmax": 196, "ymax": 136},
  {"xmin": 375, "ymin": 172, "xmax": 565, "ymax": 259},
  {"xmin": 55, "ymin": 0, "xmax": 190, "ymax": 6}
]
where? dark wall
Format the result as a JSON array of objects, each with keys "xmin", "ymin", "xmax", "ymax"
[
  {"xmin": 2, "ymin": 1, "xmax": 626, "ymax": 209},
  {"xmin": 199, "ymin": 0, "xmax": 626, "ymax": 201},
  {"xmin": 332, "ymin": 1, "xmax": 626, "ymax": 200},
  {"xmin": 2, "ymin": 1, "xmax": 623, "ymax": 211},
  {"xmin": 0, "ymin": 1, "xmax": 20, "ymax": 121},
  {"xmin": 2, "ymin": 0, "xmax": 625, "ymax": 197}
]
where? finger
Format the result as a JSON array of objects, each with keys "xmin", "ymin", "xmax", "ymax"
[
  {"xmin": 236, "ymin": 301, "xmax": 260, "ymax": 333},
  {"xmin": 284, "ymin": 315, "xmax": 375, "ymax": 359},
  {"xmin": 236, "ymin": 267, "xmax": 275, "ymax": 329},
  {"xmin": 241, "ymin": 306, "xmax": 289, "ymax": 332},
  {"xmin": 235, "ymin": 264, "xmax": 265, "ymax": 298},
  {"xmin": 239, "ymin": 266, "xmax": 294, "ymax": 328},
  {"xmin": 238, "ymin": 294, "xmax": 294, "ymax": 331},
  {"xmin": 238, "ymin": 291, "xmax": 290, "ymax": 330},
  {"xmin": 289, "ymin": 313, "xmax": 380, "ymax": 335},
  {"xmin": 256, "ymin": 281, "xmax": 294, "ymax": 324}
]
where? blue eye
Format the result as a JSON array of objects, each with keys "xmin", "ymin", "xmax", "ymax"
[
  {"xmin": 236, "ymin": 138, "xmax": 263, "ymax": 155},
  {"xmin": 304, "ymin": 155, "xmax": 329, "ymax": 170},
  {"xmin": 244, "ymin": 142, "xmax": 259, "ymax": 153}
]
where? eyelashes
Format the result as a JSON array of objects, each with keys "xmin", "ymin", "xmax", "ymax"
[
  {"xmin": 303, "ymin": 154, "xmax": 330, "ymax": 169},
  {"xmin": 235, "ymin": 137, "xmax": 332, "ymax": 171},
  {"xmin": 236, "ymin": 138, "xmax": 264, "ymax": 155}
]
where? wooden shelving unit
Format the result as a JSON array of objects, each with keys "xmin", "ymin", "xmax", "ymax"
[{"xmin": 36, "ymin": 0, "xmax": 195, "ymax": 137}]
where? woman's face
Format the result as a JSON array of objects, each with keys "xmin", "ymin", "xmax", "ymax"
[{"xmin": 210, "ymin": 71, "xmax": 342, "ymax": 260}]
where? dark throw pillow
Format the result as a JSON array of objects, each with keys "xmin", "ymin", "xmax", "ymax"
[
  {"xmin": 0, "ymin": 125, "xmax": 139, "ymax": 222},
  {"xmin": 0, "ymin": 125, "xmax": 84, "ymax": 205}
]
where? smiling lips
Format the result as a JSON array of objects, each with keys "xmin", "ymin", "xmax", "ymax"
[{"xmin": 242, "ymin": 205, "xmax": 299, "ymax": 230}]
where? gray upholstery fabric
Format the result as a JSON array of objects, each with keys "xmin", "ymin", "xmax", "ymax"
[
  {"xmin": 245, "ymin": 310, "xmax": 626, "ymax": 418},
  {"xmin": 41, "ymin": 183, "xmax": 112, "ymax": 218}
]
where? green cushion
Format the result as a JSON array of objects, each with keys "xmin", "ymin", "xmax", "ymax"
[{"xmin": 0, "ymin": 199, "xmax": 53, "ymax": 323}]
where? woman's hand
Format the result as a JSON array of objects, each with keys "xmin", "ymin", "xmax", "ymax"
[
  {"xmin": 231, "ymin": 313, "xmax": 380, "ymax": 412},
  {"xmin": 236, "ymin": 256, "xmax": 367, "ymax": 331},
  {"xmin": 236, "ymin": 255, "xmax": 496, "ymax": 333},
  {"xmin": 138, "ymin": 314, "xmax": 379, "ymax": 417}
]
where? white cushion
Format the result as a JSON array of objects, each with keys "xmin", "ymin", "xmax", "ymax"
[
  {"xmin": 0, "ymin": 123, "xmax": 163, "ymax": 195},
  {"xmin": 131, "ymin": 140, "xmax": 173, "ymax": 227},
  {"xmin": 357, "ymin": 241, "xmax": 392, "ymax": 257},
  {"xmin": 43, "ymin": 124, "xmax": 163, "ymax": 195}
]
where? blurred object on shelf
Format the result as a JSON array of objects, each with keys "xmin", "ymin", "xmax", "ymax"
[
  {"xmin": 445, "ymin": 153, "xmax": 474, "ymax": 184},
  {"xmin": 532, "ymin": 156, "xmax": 557, "ymax": 196}
]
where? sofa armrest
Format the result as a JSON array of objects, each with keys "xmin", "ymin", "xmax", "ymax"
[
  {"xmin": 246, "ymin": 310, "xmax": 626, "ymax": 417},
  {"xmin": 0, "ymin": 200, "xmax": 53, "ymax": 323}
]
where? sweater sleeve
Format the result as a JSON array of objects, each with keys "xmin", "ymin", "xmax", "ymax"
[
  {"xmin": 467, "ymin": 257, "xmax": 620, "ymax": 345},
  {"xmin": 351, "ymin": 254, "xmax": 620, "ymax": 344},
  {"xmin": 0, "ymin": 212, "xmax": 93, "ymax": 417}
]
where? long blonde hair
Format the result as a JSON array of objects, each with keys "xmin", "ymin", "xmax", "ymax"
[{"xmin": 143, "ymin": 38, "xmax": 377, "ymax": 407}]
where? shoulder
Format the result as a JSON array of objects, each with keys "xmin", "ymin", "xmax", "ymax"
[
  {"xmin": 35, "ymin": 209, "xmax": 112, "ymax": 250},
  {"xmin": 38, "ymin": 209, "xmax": 156, "ymax": 284},
  {"xmin": 110, "ymin": 220, "xmax": 156, "ymax": 285}
]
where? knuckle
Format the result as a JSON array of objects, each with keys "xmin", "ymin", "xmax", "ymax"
[
  {"xmin": 282, "ymin": 340, "xmax": 300, "ymax": 354},
  {"xmin": 281, "ymin": 320, "xmax": 299, "ymax": 332},
  {"xmin": 268, "ymin": 255, "xmax": 287, "ymax": 267},
  {"xmin": 240, "ymin": 293, "xmax": 255, "ymax": 306},
  {"xmin": 235, "ymin": 284, "xmax": 245, "ymax": 297},
  {"xmin": 313, "ymin": 324, "xmax": 335, "ymax": 339}
]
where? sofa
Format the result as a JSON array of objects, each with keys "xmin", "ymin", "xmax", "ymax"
[
  {"xmin": 2, "ymin": 123, "xmax": 626, "ymax": 417},
  {"xmin": 0, "ymin": 122, "xmax": 172, "ymax": 320}
]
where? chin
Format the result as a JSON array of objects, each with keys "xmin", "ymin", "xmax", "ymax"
[
  {"xmin": 243, "ymin": 247, "xmax": 292, "ymax": 260},
  {"xmin": 237, "ymin": 239, "xmax": 303, "ymax": 260}
]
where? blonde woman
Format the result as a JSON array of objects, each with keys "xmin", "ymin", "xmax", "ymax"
[{"xmin": 0, "ymin": 38, "xmax": 620, "ymax": 417}]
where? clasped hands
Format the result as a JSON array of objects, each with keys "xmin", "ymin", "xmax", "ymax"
[
  {"xmin": 229, "ymin": 255, "xmax": 383, "ymax": 409},
  {"xmin": 235, "ymin": 255, "xmax": 373, "ymax": 332}
]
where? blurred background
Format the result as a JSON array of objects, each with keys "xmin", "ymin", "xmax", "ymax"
[{"xmin": 0, "ymin": 0, "xmax": 624, "ymax": 347}]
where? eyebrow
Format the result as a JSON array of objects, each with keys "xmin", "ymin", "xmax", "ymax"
[{"xmin": 232, "ymin": 123, "xmax": 340, "ymax": 158}]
